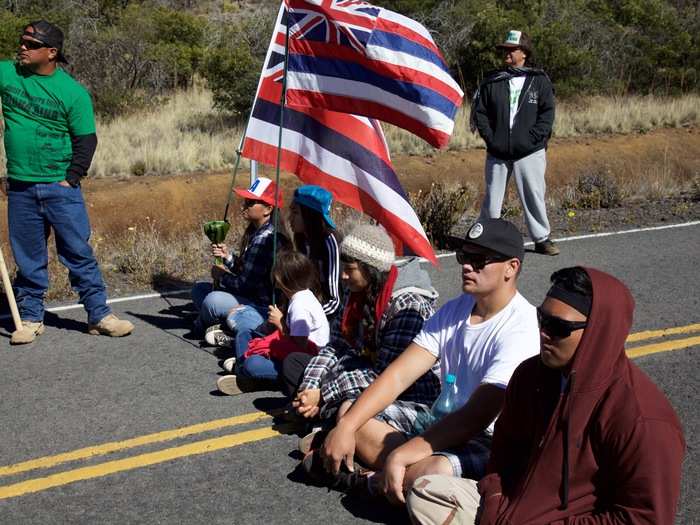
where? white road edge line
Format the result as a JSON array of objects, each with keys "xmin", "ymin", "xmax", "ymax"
[
  {"xmin": 2, "ymin": 220, "xmax": 698, "ymax": 320},
  {"xmin": 432, "ymin": 220, "xmax": 700, "ymax": 260}
]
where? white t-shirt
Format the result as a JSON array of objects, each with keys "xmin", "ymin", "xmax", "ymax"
[
  {"xmin": 287, "ymin": 289, "xmax": 330, "ymax": 347},
  {"xmin": 509, "ymin": 76, "xmax": 526, "ymax": 129},
  {"xmin": 413, "ymin": 291, "xmax": 539, "ymax": 432}
]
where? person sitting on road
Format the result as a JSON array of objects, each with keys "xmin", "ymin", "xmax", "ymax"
[
  {"xmin": 216, "ymin": 251, "xmax": 330, "ymax": 395},
  {"xmin": 191, "ymin": 177, "xmax": 288, "ymax": 355},
  {"xmin": 252, "ymin": 185, "xmax": 343, "ymax": 397},
  {"xmin": 290, "ymin": 224, "xmax": 441, "ymax": 438},
  {"xmin": 289, "ymin": 185, "xmax": 342, "ymax": 319},
  {"xmin": 311, "ymin": 219, "xmax": 539, "ymax": 500},
  {"xmin": 407, "ymin": 267, "xmax": 686, "ymax": 525}
]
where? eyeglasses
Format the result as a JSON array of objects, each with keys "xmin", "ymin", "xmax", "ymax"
[
  {"xmin": 455, "ymin": 250, "xmax": 509, "ymax": 270},
  {"xmin": 537, "ymin": 307, "xmax": 587, "ymax": 339},
  {"xmin": 19, "ymin": 38, "xmax": 49, "ymax": 50},
  {"xmin": 243, "ymin": 199, "xmax": 266, "ymax": 208}
]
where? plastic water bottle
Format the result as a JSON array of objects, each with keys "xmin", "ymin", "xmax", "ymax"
[{"xmin": 431, "ymin": 373, "xmax": 458, "ymax": 421}]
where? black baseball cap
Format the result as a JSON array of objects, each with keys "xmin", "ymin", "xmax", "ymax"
[
  {"xmin": 23, "ymin": 20, "xmax": 68, "ymax": 64},
  {"xmin": 449, "ymin": 218, "xmax": 525, "ymax": 261}
]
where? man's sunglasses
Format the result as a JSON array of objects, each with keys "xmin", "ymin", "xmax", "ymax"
[
  {"xmin": 243, "ymin": 198, "xmax": 265, "ymax": 208},
  {"xmin": 537, "ymin": 307, "xmax": 587, "ymax": 339},
  {"xmin": 455, "ymin": 250, "xmax": 510, "ymax": 270},
  {"xmin": 19, "ymin": 38, "xmax": 49, "ymax": 50}
]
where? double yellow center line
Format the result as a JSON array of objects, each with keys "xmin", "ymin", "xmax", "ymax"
[
  {"xmin": 1, "ymin": 322, "xmax": 697, "ymax": 500},
  {"xmin": 625, "ymin": 323, "xmax": 700, "ymax": 358}
]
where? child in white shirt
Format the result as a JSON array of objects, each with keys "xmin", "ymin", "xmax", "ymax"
[{"xmin": 217, "ymin": 251, "xmax": 329, "ymax": 395}]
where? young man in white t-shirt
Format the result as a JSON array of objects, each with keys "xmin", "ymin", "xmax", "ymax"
[{"xmin": 312, "ymin": 218, "xmax": 539, "ymax": 504}]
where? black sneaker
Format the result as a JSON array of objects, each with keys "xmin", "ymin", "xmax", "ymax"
[
  {"xmin": 301, "ymin": 450, "xmax": 372, "ymax": 494},
  {"xmin": 204, "ymin": 324, "xmax": 234, "ymax": 347},
  {"xmin": 534, "ymin": 238, "xmax": 560, "ymax": 256}
]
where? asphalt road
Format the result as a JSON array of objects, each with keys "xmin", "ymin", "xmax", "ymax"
[{"xmin": 0, "ymin": 223, "xmax": 698, "ymax": 525}]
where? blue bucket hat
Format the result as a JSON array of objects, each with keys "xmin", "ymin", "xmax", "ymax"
[{"xmin": 293, "ymin": 185, "xmax": 335, "ymax": 229}]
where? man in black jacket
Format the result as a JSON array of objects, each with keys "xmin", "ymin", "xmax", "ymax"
[{"xmin": 472, "ymin": 30, "xmax": 558, "ymax": 256}]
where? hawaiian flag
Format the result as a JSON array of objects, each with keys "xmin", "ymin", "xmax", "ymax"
[
  {"xmin": 282, "ymin": 0, "xmax": 464, "ymax": 149},
  {"xmin": 241, "ymin": 4, "xmax": 437, "ymax": 265}
]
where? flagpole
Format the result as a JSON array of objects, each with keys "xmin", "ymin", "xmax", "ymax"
[
  {"xmin": 270, "ymin": 10, "xmax": 290, "ymax": 306},
  {"xmin": 222, "ymin": 134, "xmax": 246, "ymax": 223},
  {"xmin": 222, "ymin": 1, "xmax": 280, "ymax": 223}
]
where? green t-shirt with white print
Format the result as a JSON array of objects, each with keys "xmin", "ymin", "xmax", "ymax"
[{"xmin": 0, "ymin": 60, "xmax": 95, "ymax": 182}]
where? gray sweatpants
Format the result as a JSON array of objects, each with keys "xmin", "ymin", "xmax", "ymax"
[{"xmin": 479, "ymin": 148, "xmax": 551, "ymax": 243}]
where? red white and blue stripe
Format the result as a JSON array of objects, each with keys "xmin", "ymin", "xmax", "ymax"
[
  {"xmin": 282, "ymin": 0, "xmax": 463, "ymax": 149},
  {"xmin": 241, "ymin": 5, "xmax": 437, "ymax": 265}
]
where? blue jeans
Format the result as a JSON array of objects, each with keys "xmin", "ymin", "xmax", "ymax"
[
  {"xmin": 191, "ymin": 282, "xmax": 277, "ymax": 379},
  {"xmin": 7, "ymin": 181, "xmax": 111, "ymax": 324},
  {"xmin": 237, "ymin": 355, "xmax": 281, "ymax": 381}
]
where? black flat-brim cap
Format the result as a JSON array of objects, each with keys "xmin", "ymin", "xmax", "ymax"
[
  {"xmin": 448, "ymin": 218, "xmax": 524, "ymax": 260},
  {"xmin": 25, "ymin": 20, "xmax": 68, "ymax": 64}
]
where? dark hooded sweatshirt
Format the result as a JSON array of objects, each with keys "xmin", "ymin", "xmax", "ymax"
[
  {"xmin": 478, "ymin": 268, "xmax": 685, "ymax": 525},
  {"xmin": 472, "ymin": 67, "xmax": 555, "ymax": 161}
]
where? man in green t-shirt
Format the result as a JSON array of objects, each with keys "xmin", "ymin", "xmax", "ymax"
[{"xmin": 0, "ymin": 20, "xmax": 134, "ymax": 344}]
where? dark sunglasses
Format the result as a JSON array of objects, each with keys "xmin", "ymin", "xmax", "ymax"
[
  {"xmin": 537, "ymin": 307, "xmax": 587, "ymax": 338},
  {"xmin": 455, "ymin": 250, "xmax": 509, "ymax": 270},
  {"xmin": 19, "ymin": 38, "xmax": 49, "ymax": 50},
  {"xmin": 243, "ymin": 198, "xmax": 265, "ymax": 208}
]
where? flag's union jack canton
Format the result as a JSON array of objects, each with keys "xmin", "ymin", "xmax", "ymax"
[
  {"xmin": 287, "ymin": 0, "xmax": 379, "ymax": 53},
  {"xmin": 241, "ymin": 5, "xmax": 437, "ymax": 265},
  {"xmin": 283, "ymin": 0, "xmax": 463, "ymax": 149}
]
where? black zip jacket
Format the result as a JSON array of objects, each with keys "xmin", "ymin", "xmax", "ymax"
[{"xmin": 473, "ymin": 69, "xmax": 555, "ymax": 161}]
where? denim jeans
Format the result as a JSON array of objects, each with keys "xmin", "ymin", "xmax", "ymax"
[
  {"xmin": 7, "ymin": 180, "xmax": 111, "ymax": 325},
  {"xmin": 237, "ymin": 354, "xmax": 281, "ymax": 381},
  {"xmin": 191, "ymin": 282, "xmax": 276, "ymax": 378}
]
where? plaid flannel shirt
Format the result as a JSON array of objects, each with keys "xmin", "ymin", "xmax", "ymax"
[
  {"xmin": 221, "ymin": 222, "xmax": 277, "ymax": 307},
  {"xmin": 299, "ymin": 290, "xmax": 441, "ymax": 416}
]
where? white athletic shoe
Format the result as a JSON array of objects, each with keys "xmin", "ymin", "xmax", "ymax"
[{"xmin": 222, "ymin": 357, "xmax": 236, "ymax": 373}]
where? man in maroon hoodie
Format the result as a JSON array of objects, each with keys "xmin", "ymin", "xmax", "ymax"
[{"xmin": 407, "ymin": 266, "xmax": 685, "ymax": 525}]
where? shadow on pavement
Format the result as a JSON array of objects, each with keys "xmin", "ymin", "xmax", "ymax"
[
  {"xmin": 150, "ymin": 275, "xmax": 194, "ymax": 294},
  {"xmin": 0, "ymin": 310, "xmax": 87, "ymax": 337},
  {"xmin": 43, "ymin": 311, "xmax": 87, "ymax": 332},
  {"xmin": 253, "ymin": 395, "xmax": 288, "ymax": 414},
  {"xmin": 127, "ymin": 310, "xmax": 192, "ymax": 331},
  {"xmin": 285, "ymin": 462, "xmax": 409, "ymax": 523},
  {"xmin": 126, "ymin": 308, "xmax": 212, "ymax": 352},
  {"xmin": 340, "ymin": 495, "xmax": 409, "ymax": 524}
]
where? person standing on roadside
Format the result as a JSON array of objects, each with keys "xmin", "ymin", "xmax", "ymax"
[
  {"xmin": 472, "ymin": 30, "xmax": 559, "ymax": 256},
  {"xmin": 0, "ymin": 21, "xmax": 134, "ymax": 344}
]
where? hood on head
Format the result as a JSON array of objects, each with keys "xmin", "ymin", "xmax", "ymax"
[
  {"xmin": 568, "ymin": 268, "xmax": 635, "ymax": 393},
  {"xmin": 392, "ymin": 258, "xmax": 438, "ymax": 300}
]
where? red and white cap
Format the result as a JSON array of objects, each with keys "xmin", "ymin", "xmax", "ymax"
[{"xmin": 234, "ymin": 177, "xmax": 283, "ymax": 207}]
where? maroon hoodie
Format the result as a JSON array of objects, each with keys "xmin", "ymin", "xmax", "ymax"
[{"xmin": 478, "ymin": 268, "xmax": 685, "ymax": 524}]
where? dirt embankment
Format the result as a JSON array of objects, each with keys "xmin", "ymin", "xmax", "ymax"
[{"xmin": 0, "ymin": 127, "xmax": 698, "ymax": 245}]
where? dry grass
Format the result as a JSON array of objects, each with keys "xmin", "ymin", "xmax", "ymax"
[
  {"xmin": 2, "ymin": 87, "xmax": 696, "ymax": 178},
  {"xmin": 385, "ymin": 94, "xmax": 700, "ymax": 155}
]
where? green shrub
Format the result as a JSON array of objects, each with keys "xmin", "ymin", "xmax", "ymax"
[
  {"xmin": 201, "ymin": 34, "xmax": 260, "ymax": 116},
  {"xmin": 562, "ymin": 171, "xmax": 623, "ymax": 210},
  {"xmin": 410, "ymin": 183, "xmax": 472, "ymax": 248},
  {"xmin": 200, "ymin": 9, "xmax": 275, "ymax": 116}
]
